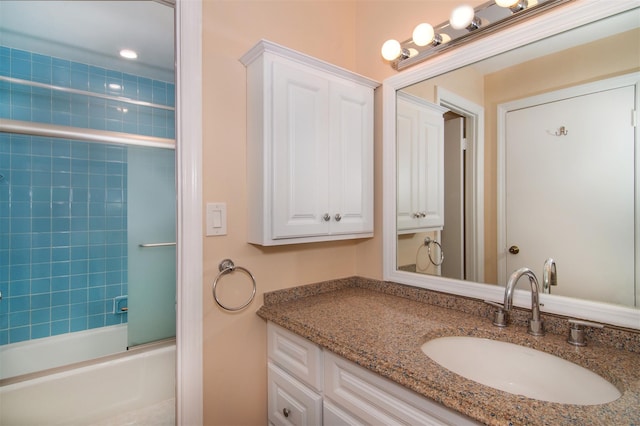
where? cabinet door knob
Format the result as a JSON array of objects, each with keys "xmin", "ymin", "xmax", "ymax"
[
  {"xmin": 322, "ymin": 213, "xmax": 330, "ymax": 222},
  {"xmin": 282, "ymin": 408, "xmax": 291, "ymax": 418},
  {"xmin": 412, "ymin": 212, "xmax": 420, "ymax": 218},
  {"xmin": 420, "ymin": 211, "xmax": 426, "ymax": 217},
  {"xmin": 334, "ymin": 213, "xmax": 342, "ymax": 222}
]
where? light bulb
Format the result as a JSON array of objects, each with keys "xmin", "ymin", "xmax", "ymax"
[
  {"xmin": 381, "ymin": 39, "xmax": 402, "ymax": 61},
  {"xmin": 412, "ymin": 23, "xmax": 435, "ymax": 47},
  {"xmin": 119, "ymin": 49, "xmax": 138, "ymax": 60},
  {"xmin": 450, "ymin": 5, "xmax": 476, "ymax": 30},
  {"xmin": 495, "ymin": 0, "xmax": 519, "ymax": 7}
]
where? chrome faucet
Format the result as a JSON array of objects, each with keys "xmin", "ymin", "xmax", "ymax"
[
  {"xmin": 542, "ymin": 258, "xmax": 557, "ymax": 294},
  {"xmin": 506, "ymin": 267, "xmax": 544, "ymax": 336},
  {"xmin": 486, "ymin": 267, "xmax": 544, "ymax": 336}
]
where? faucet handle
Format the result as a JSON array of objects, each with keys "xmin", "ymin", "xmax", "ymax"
[
  {"xmin": 567, "ymin": 318, "xmax": 604, "ymax": 346},
  {"xmin": 484, "ymin": 300, "xmax": 507, "ymax": 327}
]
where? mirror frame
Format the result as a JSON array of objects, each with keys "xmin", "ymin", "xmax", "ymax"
[{"xmin": 382, "ymin": 0, "xmax": 640, "ymax": 330}]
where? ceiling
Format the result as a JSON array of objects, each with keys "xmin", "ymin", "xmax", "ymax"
[
  {"xmin": 1, "ymin": 2, "xmax": 635, "ymax": 85},
  {"xmin": 0, "ymin": 1, "xmax": 175, "ymax": 82}
]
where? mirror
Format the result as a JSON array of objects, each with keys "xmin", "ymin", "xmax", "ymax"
[{"xmin": 383, "ymin": 1, "xmax": 640, "ymax": 330}]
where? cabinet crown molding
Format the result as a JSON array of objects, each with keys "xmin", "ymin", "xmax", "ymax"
[{"xmin": 239, "ymin": 39, "xmax": 380, "ymax": 89}]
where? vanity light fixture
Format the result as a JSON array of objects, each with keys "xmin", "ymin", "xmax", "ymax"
[{"xmin": 381, "ymin": 0, "xmax": 572, "ymax": 70}]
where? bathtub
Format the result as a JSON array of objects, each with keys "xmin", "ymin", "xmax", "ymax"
[
  {"xmin": 0, "ymin": 328, "xmax": 175, "ymax": 425},
  {"xmin": 0, "ymin": 324, "xmax": 128, "ymax": 380}
]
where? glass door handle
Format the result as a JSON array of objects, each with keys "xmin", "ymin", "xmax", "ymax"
[{"xmin": 138, "ymin": 242, "xmax": 176, "ymax": 248}]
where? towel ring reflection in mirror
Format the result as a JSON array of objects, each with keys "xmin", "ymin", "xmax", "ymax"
[
  {"xmin": 212, "ymin": 259, "xmax": 257, "ymax": 312},
  {"xmin": 424, "ymin": 237, "xmax": 445, "ymax": 267}
]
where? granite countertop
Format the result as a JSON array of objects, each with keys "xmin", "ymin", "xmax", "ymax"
[{"xmin": 257, "ymin": 277, "xmax": 640, "ymax": 425}]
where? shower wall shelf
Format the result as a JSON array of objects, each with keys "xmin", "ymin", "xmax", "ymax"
[{"xmin": 113, "ymin": 296, "xmax": 128, "ymax": 314}]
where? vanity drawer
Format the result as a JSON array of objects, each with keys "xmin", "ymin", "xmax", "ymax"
[
  {"xmin": 268, "ymin": 362, "xmax": 322, "ymax": 426},
  {"xmin": 324, "ymin": 351, "xmax": 479, "ymax": 426},
  {"xmin": 323, "ymin": 399, "xmax": 366, "ymax": 426},
  {"xmin": 268, "ymin": 322, "xmax": 323, "ymax": 391}
]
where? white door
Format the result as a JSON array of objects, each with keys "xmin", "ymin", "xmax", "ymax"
[
  {"xmin": 442, "ymin": 117, "xmax": 464, "ymax": 280},
  {"xmin": 505, "ymin": 85, "xmax": 635, "ymax": 305}
]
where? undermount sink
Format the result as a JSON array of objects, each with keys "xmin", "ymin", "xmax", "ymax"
[{"xmin": 421, "ymin": 336, "xmax": 621, "ymax": 405}]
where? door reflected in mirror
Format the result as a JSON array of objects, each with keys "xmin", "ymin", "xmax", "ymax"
[{"xmin": 395, "ymin": 8, "xmax": 639, "ymax": 308}]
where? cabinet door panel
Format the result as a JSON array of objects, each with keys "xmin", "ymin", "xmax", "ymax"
[
  {"xmin": 272, "ymin": 59, "xmax": 330, "ymax": 239},
  {"xmin": 324, "ymin": 352, "xmax": 479, "ymax": 426},
  {"xmin": 328, "ymin": 82, "xmax": 374, "ymax": 235},
  {"xmin": 396, "ymin": 98, "xmax": 420, "ymax": 231},
  {"xmin": 396, "ymin": 93, "xmax": 445, "ymax": 233},
  {"xmin": 268, "ymin": 322, "xmax": 323, "ymax": 392},
  {"xmin": 417, "ymin": 111, "xmax": 444, "ymax": 228},
  {"xmin": 323, "ymin": 400, "xmax": 366, "ymax": 426},
  {"xmin": 268, "ymin": 363, "xmax": 323, "ymax": 426}
]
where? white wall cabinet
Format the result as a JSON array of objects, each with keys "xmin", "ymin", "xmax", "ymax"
[
  {"xmin": 396, "ymin": 92, "xmax": 447, "ymax": 234},
  {"xmin": 267, "ymin": 322, "xmax": 480, "ymax": 426},
  {"xmin": 241, "ymin": 40, "xmax": 378, "ymax": 246}
]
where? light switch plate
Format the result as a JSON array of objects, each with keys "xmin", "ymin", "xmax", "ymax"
[{"xmin": 206, "ymin": 202, "xmax": 227, "ymax": 236}]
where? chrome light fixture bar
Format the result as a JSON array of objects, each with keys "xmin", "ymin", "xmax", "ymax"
[{"xmin": 383, "ymin": 0, "xmax": 574, "ymax": 71}]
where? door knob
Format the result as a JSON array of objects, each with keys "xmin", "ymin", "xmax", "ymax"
[
  {"xmin": 322, "ymin": 213, "xmax": 330, "ymax": 222},
  {"xmin": 508, "ymin": 245, "xmax": 520, "ymax": 254},
  {"xmin": 334, "ymin": 213, "xmax": 342, "ymax": 222}
]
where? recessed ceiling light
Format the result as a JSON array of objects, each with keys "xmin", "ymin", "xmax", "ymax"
[{"xmin": 119, "ymin": 49, "xmax": 138, "ymax": 60}]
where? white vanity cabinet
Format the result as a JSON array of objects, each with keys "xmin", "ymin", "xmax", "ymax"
[
  {"xmin": 241, "ymin": 40, "xmax": 378, "ymax": 246},
  {"xmin": 266, "ymin": 322, "xmax": 480, "ymax": 426},
  {"xmin": 396, "ymin": 92, "xmax": 447, "ymax": 234},
  {"xmin": 268, "ymin": 322, "xmax": 323, "ymax": 426}
]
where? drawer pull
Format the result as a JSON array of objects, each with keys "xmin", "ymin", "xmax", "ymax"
[{"xmin": 282, "ymin": 408, "xmax": 291, "ymax": 418}]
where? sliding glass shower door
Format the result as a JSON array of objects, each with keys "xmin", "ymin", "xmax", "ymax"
[{"xmin": 127, "ymin": 146, "xmax": 176, "ymax": 347}]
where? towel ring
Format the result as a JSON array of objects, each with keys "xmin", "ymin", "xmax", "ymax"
[
  {"xmin": 212, "ymin": 259, "xmax": 256, "ymax": 312},
  {"xmin": 424, "ymin": 237, "xmax": 445, "ymax": 267}
]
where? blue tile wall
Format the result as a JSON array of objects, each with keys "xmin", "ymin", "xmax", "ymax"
[
  {"xmin": 0, "ymin": 47, "xmax": 175, "ymax": 346},
  {"xmin": 0, "ymin": 135, "xmax": 128, "ymax": 345},
  {"xmin": 0, "ymin": 46, "xmax": 175, "ymax": 139}
]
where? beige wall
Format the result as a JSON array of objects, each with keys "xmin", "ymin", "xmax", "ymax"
[{"xmin": 201, "ymin": 1, "xmax": 483, "ymax": 424}]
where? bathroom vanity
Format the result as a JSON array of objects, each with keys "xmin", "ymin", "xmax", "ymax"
[{"xmin": 258, "ymin": 278, "xmax": 640, "ymax": 425}]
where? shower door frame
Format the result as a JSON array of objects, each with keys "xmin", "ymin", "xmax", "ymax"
[{"xmin": 175, "ymin": 0, "xmax": 203, "ymax": 424}]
